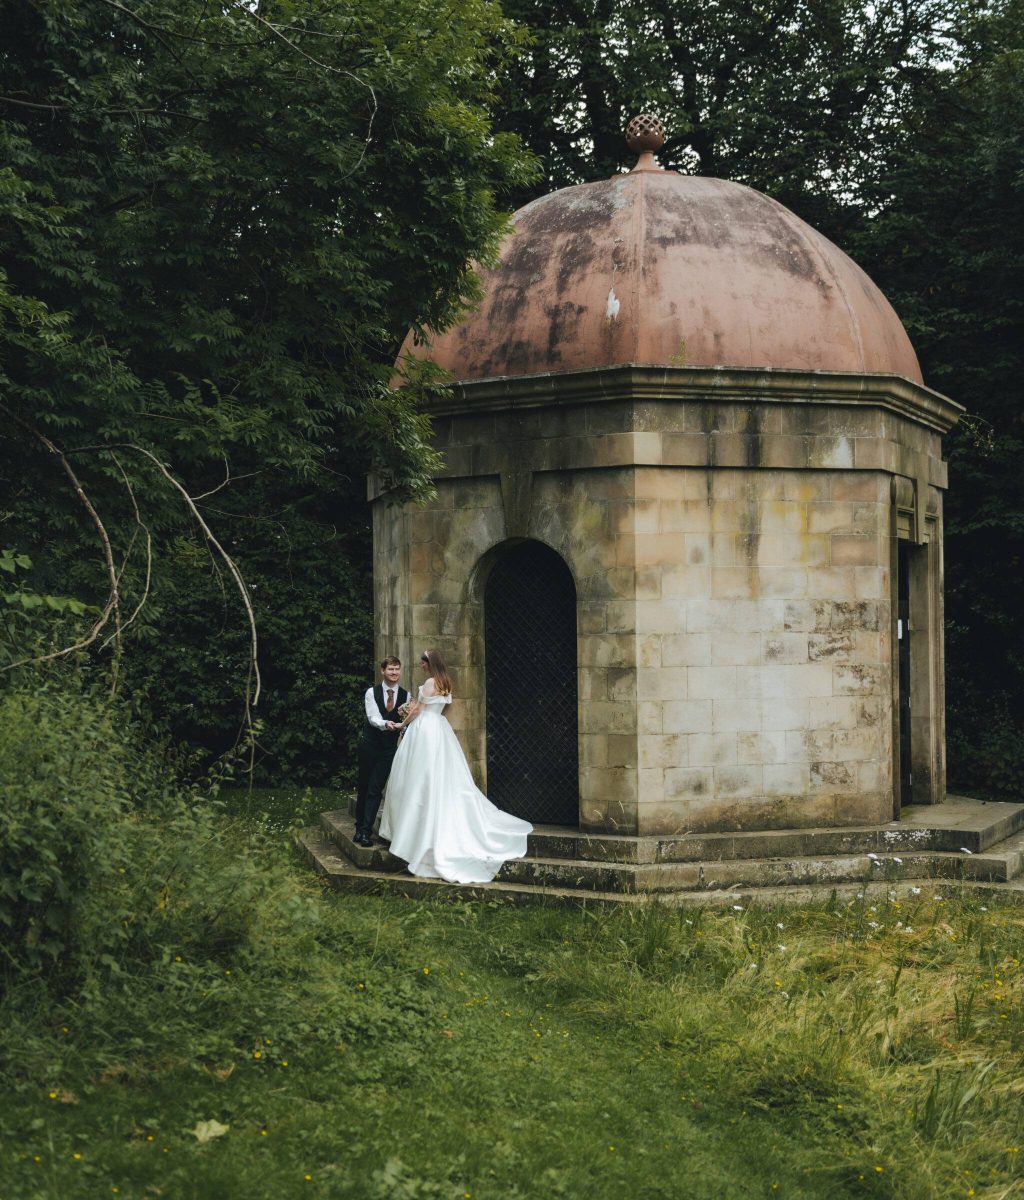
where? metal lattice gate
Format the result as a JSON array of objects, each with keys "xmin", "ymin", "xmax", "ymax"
[{"xmin": 484, "ymin": 541, "xmax": 579, "ymax": 826}]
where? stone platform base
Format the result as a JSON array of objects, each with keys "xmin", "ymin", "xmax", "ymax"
[{"xmin": 296, "ymin": 797, "xmax": 1024, "ymax": 908}]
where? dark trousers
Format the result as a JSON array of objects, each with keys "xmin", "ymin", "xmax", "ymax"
[{"xmin": 356, "ymin": 744, "xmax": 397, "ymax": 836}]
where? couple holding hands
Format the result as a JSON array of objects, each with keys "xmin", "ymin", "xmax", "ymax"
[{"xmin": 356, "ymin": 649, "xmax": 532, "ymax": 884}]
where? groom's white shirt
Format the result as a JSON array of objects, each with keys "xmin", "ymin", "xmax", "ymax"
[{"xmin": 364, "ymin": 683, "xmax": 403, "ymax": 730}]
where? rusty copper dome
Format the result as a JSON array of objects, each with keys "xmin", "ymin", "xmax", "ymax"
[{"xmin": 400, "ymin": 139, "xmax": 922, "ymax": 385}]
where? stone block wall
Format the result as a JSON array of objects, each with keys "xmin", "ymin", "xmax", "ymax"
[{"xmin": 371, "ymin": 366, "xmax": 961, "ymax": 836}]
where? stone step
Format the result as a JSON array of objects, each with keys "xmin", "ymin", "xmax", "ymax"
[
  {"xmin": 501, "ymin": 847, "xmax": 1023, "ymax": 891},
  {"xmin": 318, "ymin": 799, "xmax": 1024, "ymax": 869},
  {"xmin": 315, "ymin": 811, "xmax": 1024, "ymax": 892},
  {"xmin": 476, "ymin": 798, "xmax": 1024, "ymax": 864},
  {"xmin": 295, "ymin": 827, "xmax": 1024, "ymax": 910}
]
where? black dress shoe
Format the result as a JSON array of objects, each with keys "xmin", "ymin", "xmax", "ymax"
[{"xmin": 353, "ymin": 832, "xmax": 372, "ymax": 848}]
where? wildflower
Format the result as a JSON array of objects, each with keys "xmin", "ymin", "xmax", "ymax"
[
  {"xmin": 48, "ymin": 1091, "xmax": 57, "ymax": 1100},
  {"xmin": 911, "ymin": 887, "xmax": 921, "ymax": 895},
  {"xmin": 73, "ymin": 1153, "xmax": 82, "ymax": 1161},
  {"xmin": 146, "ymin": 1136, "xmax": 154, "ymax": 1143},
  {"xmin": 304, "ymin": 1175, "xmax": 313, "ymax": 1182},
  {"xmin": 608, "ymin": 1146, "xmax": 615, "ymax": 1152},
  {"xmin": 875, "ymin": 1166, "xmax": 884, "ymax": 1173},
  {"xmin": 980, "ymin": 906, "xmax": 988, "ymax": 912},
  {"xmin": 856, "ymin": 891, "xmax": 864, "ymax": 899},
  {"xmin": 960, "ymin": 847, "xmax": 973, "ymax": 855},
  {"xmin": 867, "ymin": 853, "xmax": 879, "ymax": 860},
  {"xmin": 261, "ymin": 1130, "xmax": 268, "ymax": 1137},
  {"xmin": 777, "ymin": 945, "xmax": 787, "ymax": 952},
  {"xmin": 776, "ymin": 922, "xmax": 784, "ymax": 929},
  {"xmin": 175, "ymin": 955, "xmax": 182, "ymax": 962},
  {"xmin": 732, "ymin": 904, "xmax": 744, "ymax": 911},
  {"xmin": 422, "ymin": 967, "xmax": 430, "ymax": 975},
  {"xmin": 254, "ymin": 1051, "xmax": 262, "ymax": 1059},
  {"xmin": 893, "ymin": 857, "xmax": 903, "ymax": 865},
  {"xmin": 282, "ymin": 1061, "xmax": 289, "ymax": 1067}
]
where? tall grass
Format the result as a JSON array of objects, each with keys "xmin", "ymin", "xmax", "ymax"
[
  {"xmin": 2, "ymin": 680, "xmax": 1021, "ymax": 1198},
  {"xmin": 2, "ymin": 851, "xmax": 1022, "ymax": 1199}
]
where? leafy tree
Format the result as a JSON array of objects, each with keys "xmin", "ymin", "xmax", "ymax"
[
  {"xmin": 0, "ymin": 0, "xmax": 535, "ymax": 777},
  {"xmin": 493, "ymin": 0, "xmax": 962, "ymax": 223}
]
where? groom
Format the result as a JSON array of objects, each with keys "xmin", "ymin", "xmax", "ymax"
[{"xmin": 354, "ymin": 655, "xmax": 409, "ymax": 847}]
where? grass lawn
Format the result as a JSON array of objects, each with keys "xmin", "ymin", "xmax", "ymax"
[{"xmin": 2, "ymin": 821, "xmax": 1023, "ymax": 1200}]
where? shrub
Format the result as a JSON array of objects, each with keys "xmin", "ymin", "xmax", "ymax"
[{"xmin": 0, "ymin": 675, "xmax": 306, "ymax": 994}]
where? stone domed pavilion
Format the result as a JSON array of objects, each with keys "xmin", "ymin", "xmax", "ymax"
[{"xmin": 373, "ymin": 115, "xmax": 964, "ymax": 838}]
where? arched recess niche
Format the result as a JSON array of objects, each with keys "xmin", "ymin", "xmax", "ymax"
[{"xmin": 471, "ymin": 539, "xmax": 580, "ymax": 827}]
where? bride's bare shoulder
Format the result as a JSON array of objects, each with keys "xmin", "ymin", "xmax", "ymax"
[{"xmin": 421, "ymin": 677, "xmax": 437, "ymax": 695}]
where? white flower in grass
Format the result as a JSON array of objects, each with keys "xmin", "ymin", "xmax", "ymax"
[
  {"xmin": 910, "ymin": 887, "xmax": 921, "ymax": 895},
  {"xmin": 960, "ymin": 847, "xmax": 973, "ymax": 854},
  {"xmin": 980, "ymin": 906, "xmax": 988, "ymax": 912},
  {"xmin": 732, "ymin": 904, "xmax": 744, "ymax": 911},
  {"xmin": 776, "ymin": 922, "xmax": 785, "ymax": 930},
  {"xmin": 904, "ymin": 927, "xmax": 914, "ymax": 934},
  {"xmin": 856, "ymin": 892, "xmax": 864, "ymax": 899},
  {"xmin": 893, "ymin": 857, "xmax": 903, "ymax": 865},
  {"xmin": 777, "ymin": 944, "xmax": 787, "ymax": 952},
  {"xmin": 867, "ymin": 853, "xmax": 879, "ymax": 861},
  {"xmin": 867, "ymin": 921, "xmax": 880, "ymax": 929}
]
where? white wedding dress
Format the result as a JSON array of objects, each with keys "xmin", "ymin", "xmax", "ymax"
[{"xmin": 378, "ymin": 681, "xmax": 532, "ymax": 883}]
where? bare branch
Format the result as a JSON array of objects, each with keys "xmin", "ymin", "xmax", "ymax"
[
  {"xmin": 193, "ymin": 457, "xmax": 263, "ymax": 501},
  {"xmin": 0, "ymin": 407, "xmax": 122, "ymax": 682},
  {"xmin": 101, "ymin": 454, "xmax": 153, "ymax": 650},
  {"xmin": 116, "ymin": 444, "xmax": 261, "ymax": 714}
]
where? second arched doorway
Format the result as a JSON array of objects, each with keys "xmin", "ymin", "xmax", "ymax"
[{"xmin": 483, "ymin": 540, "xmax": 579, "ymax": 827}]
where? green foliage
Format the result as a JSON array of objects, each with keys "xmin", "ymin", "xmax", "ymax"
[
  {"xmin": 0, "ymin": 551, "xmax": 94, "ymax": 667},
  {"xmin": 0, "ymin": 0, "xmax": 537, "ymax": 777},
  {"xmin": 0, "ymin": 675, "xmax": 304, "ymax": 991},
  {"xmin": 1, "ymin": 877, "xmax": 1023, "ymax": 1198},
  {"xmin": 493, "ymin": 0, "xmax": 962, "ymax": 215},
  {"xmin": 118, "ymin": 481, "xmax": 375, "ymax": 785}
]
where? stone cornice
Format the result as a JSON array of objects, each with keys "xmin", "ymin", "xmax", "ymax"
[{"xmin": 423, "ymin": 364, "xmax": 964, "ymax": 435}]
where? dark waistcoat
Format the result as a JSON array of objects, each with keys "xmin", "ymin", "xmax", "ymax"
[{"xmin": 359, "ymin": 683, "xmax": 408, "ymax": 752}]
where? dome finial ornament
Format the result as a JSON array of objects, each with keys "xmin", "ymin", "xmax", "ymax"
[{"xmin": 626, "ymin": 113, "xmax": 666, "ymax": 172}]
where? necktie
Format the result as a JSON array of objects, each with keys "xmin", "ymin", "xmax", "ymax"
[{"xmin": 386, "ymin": 688, "xmax": 395, "ymax": 712}]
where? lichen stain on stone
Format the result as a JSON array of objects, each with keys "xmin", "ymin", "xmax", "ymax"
[
  {"xmin": 606, "ymin": 288, "xmax": 620, "ymax": 320},
  {"xmin": 808, "ymin": 633, "xmax": 855, "ymax": 660},
  {"xmin": 810, "ymin": 761, "xmax": 855, "ymax": 787}
]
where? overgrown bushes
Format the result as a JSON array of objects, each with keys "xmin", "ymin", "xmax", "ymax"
[{"xmin": 0, "ymin": 676, "xmax": 318, "ymax": 995}]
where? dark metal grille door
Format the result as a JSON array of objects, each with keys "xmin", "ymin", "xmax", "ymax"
[{"xmin": 484, "ymin": 541, "xmax": 579, "ymax": 826}]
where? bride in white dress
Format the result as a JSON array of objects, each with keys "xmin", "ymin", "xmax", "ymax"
[{"xmin": 378, "ymin": 649, "xmax": 532, "ymax": 884}]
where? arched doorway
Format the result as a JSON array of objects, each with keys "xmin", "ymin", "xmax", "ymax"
[{"xmin": 484, "ymin": 540, "xmax": 579, "ymax": 826}]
